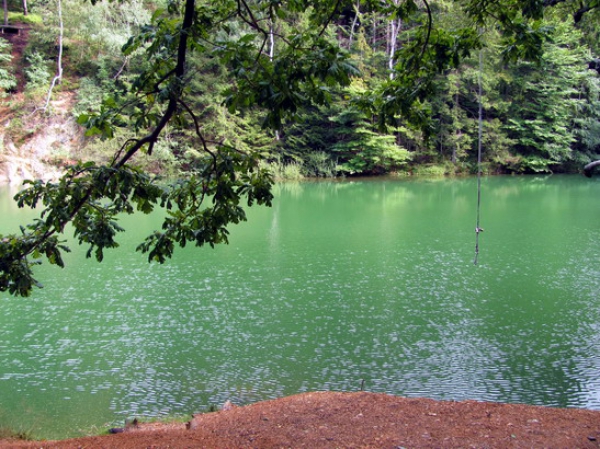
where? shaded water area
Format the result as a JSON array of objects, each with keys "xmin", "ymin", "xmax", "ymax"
[{"xmin": 1, "ymin": 175, "xmax": 600, "ymax": 439}]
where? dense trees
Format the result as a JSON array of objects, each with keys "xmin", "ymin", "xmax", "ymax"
[
  {"xmin": 0, "ymin": 0, "xmax": 599, "ymax": 296},
  {"xmin": 0, "ymin": 39, "xmax": 16, "ymax": 92},
  {"xmin": 3, "ymin": 0, "xmax": 599, "ymax": 175}
]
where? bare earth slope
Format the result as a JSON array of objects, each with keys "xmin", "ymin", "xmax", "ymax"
[{"xmin": 2, "ymin": 392, "xmax": 600, "ymax": 448}]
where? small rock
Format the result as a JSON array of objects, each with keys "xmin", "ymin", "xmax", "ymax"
[{"xmin": 222, "ymin": 400, "xmax": 236, "ymax": 411}]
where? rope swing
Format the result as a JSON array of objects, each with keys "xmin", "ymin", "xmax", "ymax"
[{"xmin": 473, "ymin": 48, "xmax": 484, "ymax": 265}]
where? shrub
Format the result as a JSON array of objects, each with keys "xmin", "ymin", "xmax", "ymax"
[
  {"xmin": 7, "ymin": 12, "xmax": 43, "ymax": 25},
  {"xmin": 24, "ymin": 52, "xmax": 50, "ymax": 93},
  {"xmin": 0, "ymin": 40, "xmax": 16, "ymax": 94}
]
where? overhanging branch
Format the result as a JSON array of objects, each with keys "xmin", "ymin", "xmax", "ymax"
[{"xmin": 114, "ymin": 0, "xmax": 196, "ymax": 167}]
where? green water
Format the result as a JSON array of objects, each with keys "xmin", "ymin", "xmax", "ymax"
[{"xmin": 1, "ymin": 175, "xmax": 600, "ymax": 438}]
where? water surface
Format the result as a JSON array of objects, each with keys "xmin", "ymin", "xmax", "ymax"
[{"xmin": 1, "ymin": 175, "xmax": 600, "ymax": 438}]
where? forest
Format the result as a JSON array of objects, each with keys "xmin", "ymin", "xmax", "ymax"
[{"xmin": 1, "ymin": 0, "xmax": 599, "ymax": 178}]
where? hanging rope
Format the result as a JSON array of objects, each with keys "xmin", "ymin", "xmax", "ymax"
[{"xmin": 474, "ymin": 48, "xmax": 484, "ymax": 265}]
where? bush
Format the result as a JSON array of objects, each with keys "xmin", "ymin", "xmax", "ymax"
[
  {"xmin": 0, "ymin": 40, "xmax": 16, "ymax": 94},
  {"xmin": 303, "ymin": 151, "xmax": 337, "ymax": 177},
  {"xmin": 73, "ymin": 77, "xmax": 104, "ymax": 116},
  {"xmin": 7, "ymin": 12, "xmax": 43, "ymax": 25},
  {"xmin": 259, "ymin": 159, "xmax": 304, "ymax": 181},
  {"xmin": 412, "ymin": 164, "xmax": 449, "ymax": 176},
  {"xmin": 24, "ymin": 52, "xmax": 50, "ymax": 93}
]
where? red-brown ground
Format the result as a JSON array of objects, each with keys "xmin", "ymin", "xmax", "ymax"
[{"xmin": 1, "ymin": 391, "xmax": 600, "ymax": 448}]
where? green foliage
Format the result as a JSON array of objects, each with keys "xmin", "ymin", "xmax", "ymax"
[
  {"xmin": 259, "ymin": 158, "xmax": 305, "ymax": 181},
  {"xmin": 0, "ymin": 228, "xmax": 70, "ymax": 296},
  {"xmin": 1, "ymin": 158, "xmax": 273, "ymax": 295},
  {"xmin": 135, "ymin": 149, "xmax": 274, "ymax": 262},
  {"xmin": 328, "ymin": 80, "xmax": 412, "ymax": 175},
  {"xmin": 408, "ymin": 8, "xmax": 600, "ymax": 174},
  {"xmin": 412, "ymin": 164, "xmax": 451, "ymax": 176},
  {"xmin": 303, "ymin": 151, "xmax": 337, "ymax": 177},
  {"xmin": 463, "ymin": 0, "xmax": 553, "ymax": 63},
  {"xmin": 500, "ymin": 18, "xmax": 593, "ymax": 172},
  {"xmin": 0, "ymin": 39, "xmax": 17, "ymax": 94},
  {"xmin": 23, "ymin": 52, "xmax": 50, "ymax": 92},
  {"xmin": 7, "ymin": 12, "xmax": 43, "ymax": 24},
  {"xmin": 371, "ymin": 5, "xmax": 484, "ymax": 132},
  {"xmin": 72, "ymin": 77, "xmax": 106, "ymax": 117},
  {"xmin": 332, "ymin": 128, "xmax": 411, "ymax": 175},
  {"xmin": 222, "ymin": 33, "xmax": 360, "ymax": 129}
]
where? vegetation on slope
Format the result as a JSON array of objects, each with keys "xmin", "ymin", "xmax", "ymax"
[{"xmin": 0, "ymin": 0, "xmax": 598, "ymax": 179}]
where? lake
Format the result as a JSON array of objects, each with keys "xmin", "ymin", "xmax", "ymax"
[{"xmin": 1, "ymin": 175, "xmax": 600, "ymax": 439}]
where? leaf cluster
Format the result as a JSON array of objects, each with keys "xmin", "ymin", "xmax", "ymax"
[{"xmin": 0, "ymin": 153, "xmax": 272, "ymax": 296}]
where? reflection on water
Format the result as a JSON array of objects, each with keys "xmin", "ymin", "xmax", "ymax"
[{"xmin": 1, "ymin": 175, "xmax": 600, "ymax": 438}]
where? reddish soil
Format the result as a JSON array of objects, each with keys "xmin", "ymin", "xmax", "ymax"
[{"xmin": 1, "ymin": 391, "xmax": 600, "ymax": 448}]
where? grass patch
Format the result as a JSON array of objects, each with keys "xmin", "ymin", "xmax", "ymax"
[
  {"xmin": 410, "ymin": 162, "xmax": 473, "ymax": 176},
  {"xmin": 135, "ymin": 414, "xmax": 192, "ymax": 425},
  {"xmin": 259, "ymin": 159, "xmax": 305, "ymax": 181},
  {"xmin": 7, "ymin": 12, "xmax": 43, "ymax": 25},
  {"xmin": 0, "ymin": 425, "xmax": 33, "ymax": 441},
  {"xmin": 90, "ymin": 414, "xmax": 194, "ymax": 436},
  {"xmin": 411, "ymin": 164, "xmax": 450, "ymax": 176}
]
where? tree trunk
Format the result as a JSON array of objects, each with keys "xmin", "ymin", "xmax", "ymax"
[
  {"xmin": 387, "ymin": 0, "xmax": 402, "ymax": 80},
  {"xmin": 269, "ymin": 20, "xmax": 280, "ymax": 141},
  {"xmin": 583, "ymin": 160, "xmax": 600, "ymax": 177},
  {"xmin": 348, "ymin": 0, "xmax": 360, "ymax": 49},
  {"xmin": 452, "ymin": 91, "xmax": 459, "ymax": 163},
  {"xmin": 268, "ymin": 22, "xmax": 275, "ymax": 60},
  {"xmin": 22, "ymin": 0, "xmax": 27, "ymax": 16},
  {"xmin": 387, "ymin": 18, "xmax": 401, "ymax": 79},
  {"xmin": 3, "ymin": 0, "xmax": 8, "ymax": 26},
  {"xmin": 44, "ymin": 0, "xmax": 64, "ymax": 111}
]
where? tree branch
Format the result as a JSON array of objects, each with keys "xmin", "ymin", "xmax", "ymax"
[
  {"xmin": 318, "ymin": 0, "xmax": 343, "ymax": 38},
  {"xmin": 4, "ymin": 0, "xmax": 197, "ymax": 271},
  {"xmin": 542, "ymin": 0, "xmax": 597, "ymax": 22},
  {"xmin": 113, "ymin": 0, "xmax": 195, "ymax": 167}
]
